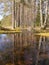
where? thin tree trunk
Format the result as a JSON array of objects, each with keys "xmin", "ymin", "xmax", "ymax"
[
  {"xmin": 20, "ymin": 3, "xmax": 23, "ymax": 27},
  {"xmin": 29, "ymin": 0, "xmax": 35, "ymax": 27},
  {"xmin": 22, "ymin": 3, "xmax": 24, "ymax": 27},
  {"xmin": 12, "ymin": 0, "xmax": 15, "ymax": 29},
  {"xmin": 44, "ymin": 0, "xmax": 48, "ymax": 28},
  {"xmin": 39, "ymin": 0, "xmax": 43, "ymax": 28}
]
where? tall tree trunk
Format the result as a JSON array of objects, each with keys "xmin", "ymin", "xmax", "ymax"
[
  {"xmin": 31, "ymin": 7, "xmax": 34, "ymax": 27},
  {"xmin": 39, "ymin": 0, "xmax": 43, "ymax": 28},
  {"xmin": 44, "ymin": 0, "xmax": 48, "ymax": 28},
  {"xmin": 12, "ymin": 0, "xmax": 15, "ymax": 29}
]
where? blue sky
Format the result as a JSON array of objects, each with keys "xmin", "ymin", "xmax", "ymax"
[
  {"xmin": 0, "ymin": 1, "xmax": 11, "ymax": 21},
  {"xmin": 0, "ymin": 15, "xmax": 3, "ymax": 20},
  {"xmin": 0, "ymin": 3, "xmax": 4, "ymax": 20}
]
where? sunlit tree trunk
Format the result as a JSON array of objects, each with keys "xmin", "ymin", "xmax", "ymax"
[
  {"xmin": 22, "ymin": 3, "xmax": 24, "ymax": 27},
  {"xmin": 19, "ymin": 3, "xmax": 23, "ymax": 27},
  {"xmin": 12, "ymin": 0, "xmax": 15, "ymax": 29},
  {"xmin": 31, "ymin": 0, "xmax": 34, "ymax": 27},
  {"xmin": 40, "ymin": 0, "xmax": 48, "ymax": 29},
  {"xmin": 44, "ymin": 0, "xmax": 48, "ymax": 28},
  {"xmin": 39, "ymin": 0, "xmax": 43, "ymax": 28}
]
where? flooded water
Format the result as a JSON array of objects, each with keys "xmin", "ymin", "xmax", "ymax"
[
  {"xmin": 0, "ymin": 34, "xmax": 49, "ymax": 65},
  {"xmin": 0, "ymin": 34, "xmax": 13, "ymax": 51},
  {"xmin": 0, "ymin": 34, "xmax": 14, "ymax": 65}
]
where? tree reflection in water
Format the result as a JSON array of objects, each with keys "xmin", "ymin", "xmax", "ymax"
[{"xmin": 0, "ymin": 34, "xmax": 49, "ymax": 65}]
